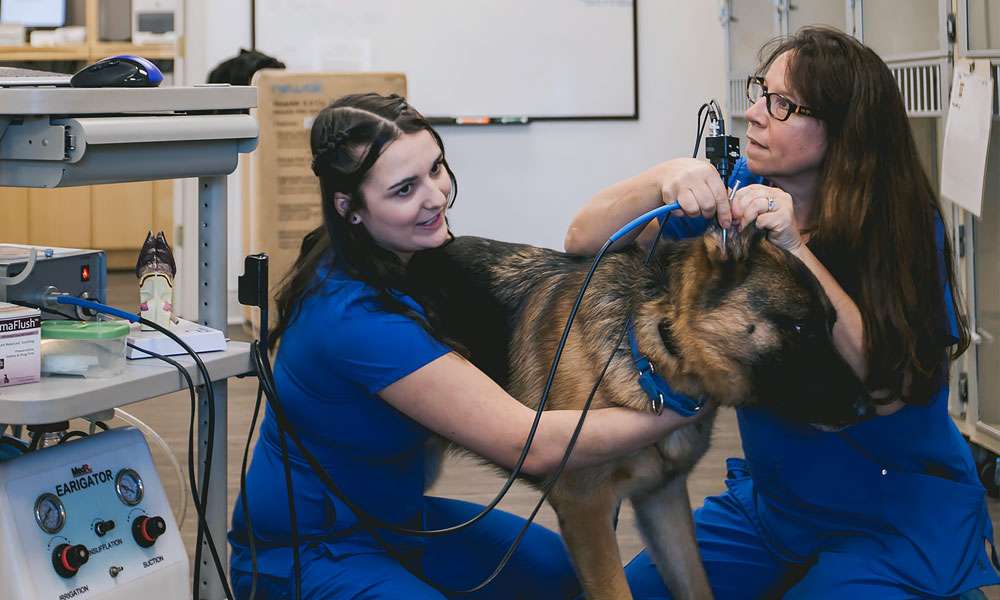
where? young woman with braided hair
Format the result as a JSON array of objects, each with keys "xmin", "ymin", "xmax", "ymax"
[{"xmin": 227, "ymin": 93, "xmax": 706, "ymax": 599}]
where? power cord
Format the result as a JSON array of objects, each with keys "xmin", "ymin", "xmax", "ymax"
[
  {"xmin": 12, "ymin": 303, "xmax": 188, "ymax": 529},
  {"xmin": 50, "ymin": 296, "xmax": 235, "ymax": 600},
  {"xmin": 239, "ymin": 386, "xmax": 264, "ymax": 600},
  {"xmin": 12, "ymin": 298, "xmax": 232, "ymax": 599},
  {"xmin": 241, "ymin": 207, "xmax": 680, "ymax": 596},
  {"xmin": 237, "ymin": 98, "xmax": 730, "ymax": 595}
]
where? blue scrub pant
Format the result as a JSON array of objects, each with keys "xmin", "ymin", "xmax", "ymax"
[
  {"xmin": 624, "ymin": 459, "xmax": 990, "ymax": 600},
  {"xmin": 230, "ymin": 496, "xmax": 581, "ymax": 599}
]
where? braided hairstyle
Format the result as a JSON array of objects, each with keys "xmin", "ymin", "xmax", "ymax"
[{"xmin": 270, "ymin": 93, "xmax": 459, "ymax": 350}]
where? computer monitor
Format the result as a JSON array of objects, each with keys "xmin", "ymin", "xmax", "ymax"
[{"xmin": 0, "ymin": 0, "xmax": 67, "ymax": 28}]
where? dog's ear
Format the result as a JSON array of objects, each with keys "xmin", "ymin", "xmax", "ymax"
[
  {"xmin": 702, "ymin": 223, "xmax": 767, "ymax": 264},
  {"xmin": 702, "ymin": 225, "xmax": 727, "ymax": 263}
]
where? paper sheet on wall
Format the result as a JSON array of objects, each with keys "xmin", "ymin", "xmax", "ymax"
[{"xmin": 940, "ymin": 59, "xmax": 995, "ymax": 217}]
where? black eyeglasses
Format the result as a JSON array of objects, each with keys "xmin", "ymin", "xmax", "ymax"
[{"xmin": 746, "ymin": 76, "xmax": 819, "ymax": 121}]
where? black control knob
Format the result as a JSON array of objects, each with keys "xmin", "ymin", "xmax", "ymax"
[
  {"xmin": 94, "ymin": 519, "xmax": 115, "ymax": 537},
  {"xmin": 131, "ymin": 515, "xmax": 166, "ymax": 548},
  {"xmin": 52, "ymin": 543, "xmax": 89, "ymax": 578}
]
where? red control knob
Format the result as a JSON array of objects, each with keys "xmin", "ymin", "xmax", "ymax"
[
  {"xmin": 131, "ymin": 515, "xmax": 166, "ymax": 548},
  {"xmin": 52, "ymin": 543, "xmax": 89, "ymax": 578}
]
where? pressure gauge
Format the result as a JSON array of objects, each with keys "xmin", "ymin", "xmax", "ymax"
[
  {"xmin": 34, "ymin": 493, "xmax": 66, "ymax": 534},
  {"xmin": 114, "ymin": 468, "xmax": 144, "ymax": 506}
]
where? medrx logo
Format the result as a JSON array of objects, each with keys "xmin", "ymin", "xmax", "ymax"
[{"xmin": 71, "ymin": 464, "xmax": 92, "ymax": 477}]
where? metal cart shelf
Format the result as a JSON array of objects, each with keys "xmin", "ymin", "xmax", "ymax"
[
  {"xmin": 0, "ymin": 341, "xmax": 252, "ymax": 425},
  {"xmin": 0, "ymin": 82, "xmax": 259, "ymax": 600}
]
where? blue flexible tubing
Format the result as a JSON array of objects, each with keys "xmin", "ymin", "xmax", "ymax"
[
  {"xmin": 609, "ymin": 201, "xmax": 681, "ymax": 243},
  {"xmin": 53, "ymin": 296, "xmax": 139, "ymax": 322}
]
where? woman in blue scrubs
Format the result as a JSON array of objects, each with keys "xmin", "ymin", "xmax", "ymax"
[
  {"xmin": 228, "ymin": 93, "xmax": 707, "ymax": 599},
  {"xmin": 567, "ymin": 27, "xmax": 1000, "ymax": 599}
]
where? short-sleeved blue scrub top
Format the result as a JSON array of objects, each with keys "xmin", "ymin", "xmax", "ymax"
[{"xmin": 229, "ymin": 263, "xmax": 451, "ymax": 577}]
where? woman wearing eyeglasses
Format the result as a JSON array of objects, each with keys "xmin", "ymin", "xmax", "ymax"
[{"xmin": 566, "ymin": 26, "xmax": 1000, "ymax": 599}]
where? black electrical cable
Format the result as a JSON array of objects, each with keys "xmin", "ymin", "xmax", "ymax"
[
  {"xmin": 434, "ymin": 105, "xmax": 704, "ymax": 588},
  {"xmin": 240, "ymin": 294, "xmax": 269, "ymax": 600},
  {"xmin": 42, "ymin": 296, "xmax": 232, "ymax": 600},
  {"xmin": 693, "ymin": 102, "xmax": 711, "ymax": 157},
  {"xmin": 6, "ymin": 301, "xmax": 230, "ymax": 599},
  {"xmin": 126, "ymin": 342, "xmax": 227, "ymax": 579},
  {"xmin": 239, "ymin": 231, "xmax": 668, "ymax": 595},
  {"xmin": 441, "ymin": 218, "xmax": 668, "ymax": 593},
  {"xmin": 249, "ymin": 219, "xmax": 618, "ymax": 536},
  {"xmin": 244, "ymin": 101, "xmax": 716, "ymax": 595},
  {"xmin": 247, "ymin": 261, "xmax": 616, "ymax": 549},
  {"xmin": 130, "ymin": 318, "xmax": 226, "ymax": 600},
  {"xmin": 254, "ymin": 224, "xmax": 637, "ymax": 541},
  {"xmin": 57, "ymin": 431, "xmax": 89, "ymax": 444},
  {"xmin": 125, "ymin": 339, "xmax": 234, "ymax": 600},
  {"xmin": 709, "ymin": 99, "xmax": 726, "ymax": 135},
  {"xmin": 240, "ymin": 385, "xmax": 264, "ymax": 600},
  {"xmin": 26, "ymin": 301, "xmax": 233, "ymax": 598},
  {"xmin": 249, "ymin": 229, "xmax": 630, "ymax": 594},
  {"xmin": 239, "ymin": 281, "xmax": 269, "ymax": 600},
  {"xmin": 278, "ymin": 428, "xmax": 301, "ymax": 600}
]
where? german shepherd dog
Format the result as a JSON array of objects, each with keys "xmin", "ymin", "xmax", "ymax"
[{"xmin": 408, "ymin": 225, "xmax": 873, "ymax": 600}]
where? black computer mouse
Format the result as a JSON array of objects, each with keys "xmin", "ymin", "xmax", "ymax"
[{"xmin": 70, "ymin": 55, "xmax": 164, "ymax": 88}]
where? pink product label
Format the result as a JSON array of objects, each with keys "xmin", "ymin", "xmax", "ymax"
[{"xmin": 0, "ymin": 320, "xmax": 39, "ymax": 387}]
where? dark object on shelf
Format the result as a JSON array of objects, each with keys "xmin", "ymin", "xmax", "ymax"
[{"xmin": 207, "ymin": 48, "xmax": 284, "ymax": 86}]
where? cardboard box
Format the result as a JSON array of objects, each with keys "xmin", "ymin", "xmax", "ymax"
[
  {"xmin": 0, "ymin": 303, "xmax": 40, "ymax": 387},
  {"xmin": 244, "ymin": 71, "xmax": 408, "ymax": 332}
]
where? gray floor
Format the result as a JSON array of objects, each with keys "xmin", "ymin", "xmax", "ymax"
[{"xmin": 100, "ymin": 272, "xmax": 1000, "ymax": 597}]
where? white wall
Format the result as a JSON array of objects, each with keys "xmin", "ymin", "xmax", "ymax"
[
  {"xmin": 179, "ymin": 0, "xmax": 726, "ymax": 317},
  {"xmin": 177, "ymin": 0, "xmax": 251, "ymax": 321},
  {"xmin": 442, "ymin": 0, "xmax": 726, "ymax": 249}
]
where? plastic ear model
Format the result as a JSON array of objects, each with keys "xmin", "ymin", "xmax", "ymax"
[{"xmin": 136, "ymin": 231, "xmax": 178, "ymax": 331}]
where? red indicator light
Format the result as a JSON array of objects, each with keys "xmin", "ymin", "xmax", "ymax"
[{"xmin": 81, "ymin": 265, "xmax": 90, "ymax": 282}]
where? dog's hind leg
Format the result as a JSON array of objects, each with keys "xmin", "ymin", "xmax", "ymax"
[
  {"xmin": 550, "ymin": 487, "xmax": 633, "ymax": 600},
  {"xmin": 631, "ymin": 475, "xmax": 713, "ymax": 600}
]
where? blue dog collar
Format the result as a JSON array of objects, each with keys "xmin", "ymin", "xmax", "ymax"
[{"xmin": 626, "ymin": 319, "xmax": 704, "ymax": 417}]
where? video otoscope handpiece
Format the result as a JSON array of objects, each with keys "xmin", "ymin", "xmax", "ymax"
[
  {"xmin": 703, "ymin": 102, "xmax": 740, "ymax": 181},
  {"xmin": 702, "ymin": 101, "xmax": 741, "ymax": 245}
]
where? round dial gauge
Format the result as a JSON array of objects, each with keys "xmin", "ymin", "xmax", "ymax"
[
  {"xmin": 34, "ymin": 493, "xmax": 66, "ymax": 534},
  {"xmin": 114, "ymin": 468, "xmax": 144, "ymax": 506}
]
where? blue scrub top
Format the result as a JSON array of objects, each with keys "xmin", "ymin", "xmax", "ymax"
[
  {"xmin": 664, "ymin": 157, "xmax": 999, "ymax": 594},
  {"xmin": 230, "ymin": 262, "xmax": 451, "ymax": 578}
]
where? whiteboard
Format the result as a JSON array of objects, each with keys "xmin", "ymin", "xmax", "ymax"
[{"xmin": 254, "ymin": 0, "xmax": 637, "ymax": 119}]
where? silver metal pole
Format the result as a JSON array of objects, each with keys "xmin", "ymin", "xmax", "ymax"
[{"xmin": 197, "ymin": 175, "xmax": 229, "ymax": 600}]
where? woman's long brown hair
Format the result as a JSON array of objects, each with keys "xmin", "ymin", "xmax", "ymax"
[{"xmin": 757, "ymin": 27, "xmax": 970, "ymax": 404}]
